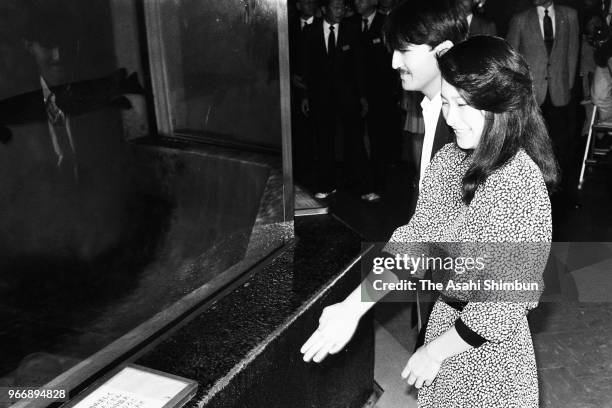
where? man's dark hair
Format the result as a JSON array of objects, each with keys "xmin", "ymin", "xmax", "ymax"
[
  {"xmin": 384, "ymin": 0, "xmax": 468, "ymax": 49},
  {"xmin": 438, "ymin": 35, "xmax": 559, "ymax": 204}
]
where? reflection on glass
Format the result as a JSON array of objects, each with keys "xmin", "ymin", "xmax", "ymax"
[
  {"xmin": 159, "ymin": 0, "xmax": 282, "ymax": 148},
  {"xmin": 0, "ymin": 0, "xmax": 289, "ymax": 399}
]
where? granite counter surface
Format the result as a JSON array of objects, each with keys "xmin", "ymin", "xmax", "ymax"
[{"xmin": 136, "ymin": 214, "xmax": 373, "ymax": 408}]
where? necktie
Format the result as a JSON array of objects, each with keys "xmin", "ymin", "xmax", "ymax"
[
  {"xmin": 362, "ymin": 18, "xmax": 368, "ymax": 32},
  {"xmin": 544, "ymin": 9, "xmax": 554, "ymax": 55},
  {"xmin": 45, "ymin": 92, "xmax": 66, "ymax": 126},
  {"xmin": 328, "ymin": 25, "xmax": 336, "ymax": 57}
]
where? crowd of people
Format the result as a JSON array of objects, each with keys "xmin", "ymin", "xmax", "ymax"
[
  {"xmin": 289, "ymin": 0, "xmax": 612, "ymax": 204},
  {"xmin": 290, "ymin": 0, "xmax": 401, "ymax": 202}
]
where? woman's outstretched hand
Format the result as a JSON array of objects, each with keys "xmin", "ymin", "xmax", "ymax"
[
  {"xmin": 401, "ymin": 345, "xmax": 442, "ymax": 389},
  {"xmin": 300, "ymin": 301, "xmax": 361, "ymax": 363}
]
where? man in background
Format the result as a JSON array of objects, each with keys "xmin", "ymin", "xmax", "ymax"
[
  {"xmin": 301, "ymin": 0, "xmax": 376, "ymax": 200},
  {"xmin": 289, "ymin": 0, "xmax": 319, "ymax": 188},
  {"xmin": 507, "ymin": 0, "xmax": 579, "ymax": 191},
  {"xmin": 349, "ymin": 0, "xmax": 400, "ymax": 201},
  {"xmin": 460, "ymin": 0, "xmax": 497, "ymax": 37}
]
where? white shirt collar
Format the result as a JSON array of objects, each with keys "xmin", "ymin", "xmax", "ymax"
[
  {"xmin": 421, "ymin": 93, "xmax": 442, "ymax": 114},
  {"xmin": 362, "ymin": 10, "xmax": 376, "ymax": 27},
  {"xmin": 467, "ymin": 13, "xmax": 473, "ymax": 27},
  {"xmin": 40, "ymin": 76, "xmax": 51, "ymax": 100},
  {"xmin": 323, "ymin": 20, "xmax": 339, "ymax": 50},
  {"xmin": 536, "ymin": 4, "xmax": 555, "ymax": 19},
  {"xmin": 323, "ymin": 20, "xmax": 339, "ymax": 31},
  {"xmin": 536, "ymin": 5, "xmax": 556, "ymax": 37},
  {"xmin": 300, "ymin": 16, "xmax": 314, "ymax": 28},
  {"xmin": 419, "ymin": 93, "xmax": 442, "ymax": 188}
]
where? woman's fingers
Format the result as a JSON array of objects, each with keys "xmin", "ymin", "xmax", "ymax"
[
  {"xmin": 302, "ymin": 334, "xmax": 326, "ymax": 362},
  {"xmin": 414, "ymin": 377, "xmax": 425, "ymax": 389},
  {"xmin": 401, "ymin": 360, "xmax": 412, "ymax": 379},
  {"xmin": 300, "ymin": 330, "xmax": 321, "ymax": 354},
  {"xmin": 312, "ymin": 341, "xmax": 334, "ymax": 363},
  {"xmin": 424, "ymin": 378, "xmax": 434, "ymax": 387},
  {"xmin": 302, "ymin": 342, "xmax": 323, "ymax": 362},
  {"xmin": 406, "ymin": 374, "xmax": 417, "ymax": 386}
]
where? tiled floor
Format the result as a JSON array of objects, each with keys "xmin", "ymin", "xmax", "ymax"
[{"xmin": 321, "ymin": 142, "xmax": 612, "ymax": 407}]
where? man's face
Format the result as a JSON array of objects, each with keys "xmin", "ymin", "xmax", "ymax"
[
  {"xmin": 297, "ymin": 0, "xmax": 318, "ymax": 18},
  {"xmin": 323, "ymin": 0, "xmax": 346, "ymax": 24},
  {"xmin": 391, "ymin": 44, "xmax": 441, "ymax": 96},
  {"xmin": 533, "ymin": 0, "xmax": 553, "ymax": 7},
  {"xmin": 459, "ymin": 0, "xmax": 474, "ymax": 13},
  {"xmin": 354, "ymin": 0, "xmax": 376, "ymax": 16},
  {"xmin": 28, "ymin": 41, "xmax": 66, "ymax": 85}
]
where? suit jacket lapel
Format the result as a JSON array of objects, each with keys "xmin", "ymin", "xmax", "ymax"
[
  {"xmin": 552, "ymin": 6, "xmax": 565, "ymax": 54},
  {"xmin": 337, "ymin": 22, "xmax": 347, "ymax": 50},
  {"xmin": 528, "ymin": 8, "xmax": 547, "ymax": 55},
  {"xmin": 371, "ymin": 13, "xmax": 383, "ymax": 33},
  {"xmin": 469, "ymin": 16, "xmax": 480, "ymax": 35},
  {"xmin": 314, "ymin": 22, "xmax": 326, "ymax": 57},
  {"xmin": 431, "ymin": 110, "xmax": 453, "ymax": 160}
]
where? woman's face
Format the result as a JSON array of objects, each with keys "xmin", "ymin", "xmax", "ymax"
[{"xmin": 441, "ymin": 79, "xmax": 486, "ymax": 150}]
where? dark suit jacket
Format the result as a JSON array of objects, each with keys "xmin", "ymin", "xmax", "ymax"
[
  {"xmin": 347, "ymin": 12, "xmax": 397, "ymax": 105},
  {"xmin": 431, "ymin": 110, "xmax": 454, "ymax": 161},
  {"xmin": 507, "ymin": 5, "xmax": 579, "ymax": 106},
  {"xmin": 289, "ymin": 16, "xmax": 320, "ymax": 79},
  {"xmin": 469, "ymin": 15, "xmax": 497, "ymax": 37},
  {"xmin": 409, "ymin": 108, "xmax": 454, "ymax": 213},
  {"xmin": 302, "ymin": 19, "xmax": 365, "ymax": 111}
]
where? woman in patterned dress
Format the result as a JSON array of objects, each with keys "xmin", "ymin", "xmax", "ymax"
[{"xmin": 301, "ymin": 36, "xmax": 558, "ymax": 407}]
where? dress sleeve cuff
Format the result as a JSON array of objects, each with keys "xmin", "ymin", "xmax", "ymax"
[{"xmin": 455, "ymin": 318, "xmax": 487, "ymax": 348}]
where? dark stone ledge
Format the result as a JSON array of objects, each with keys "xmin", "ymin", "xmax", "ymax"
[{"xmin": 136, "ymin": 215, "xmax": 374, "ymax": 408}]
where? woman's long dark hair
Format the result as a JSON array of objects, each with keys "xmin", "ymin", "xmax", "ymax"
[{"xmin": 437, "ymin": 35, "xmax": 559, "ymax": 205}]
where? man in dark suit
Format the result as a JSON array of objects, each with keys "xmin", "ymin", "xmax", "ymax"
[
  {"xmin": 301, "ymin": 0, "xmax": 375, "ymax": 200},
  {"xmin": 459, "ymin": 0, "xmax": 497, "ymax": 37},
  {"xmin": 289, "ymin": 0, "xmax": 319, "ymax": 188},
  {"xmin": 507, "ymin": 0, "xmax": 579, "ymax": 190},
  {"xmin": 347, "ymin": 0, "xmax": 400, "ymax": 201},
  {"xmin": 384, "ymin": 0, "xmax": 466, "ymax": 212},
  {"xmin": 0, "ymin": 3, "xmax": 138, "ymax": 261},
  {"xmin": 383, "ymin": 0, "xmax": 467, "ymax": 347}
]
